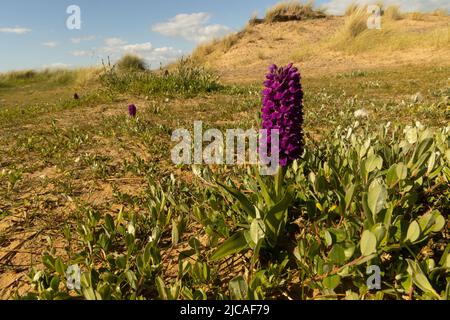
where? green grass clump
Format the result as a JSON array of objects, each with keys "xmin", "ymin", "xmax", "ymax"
[
  {"xmin": 264, "ymin": 0, "xmax": 326, "ymax": 23},
  {"xmin": 339, "ymin": 6, "xmax": 369, "ymax": 39},
  {"xmin": 100, "ymin": 57, "xmax": 222, "ymax": 97},
  {"xmin": 116, "ymin": 54, "xmax": 147, "ymax": 73}
]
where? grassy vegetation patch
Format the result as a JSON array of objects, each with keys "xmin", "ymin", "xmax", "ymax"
[
  {"xmin": 100, "ymin": 58, "xmax": 223, "ymax": 97},
  {"xmin": 263, "ymin": 0, "xmax": 326, "ymax": 23}
]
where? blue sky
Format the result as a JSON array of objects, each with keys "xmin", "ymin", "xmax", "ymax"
[{"xmin": 0, "ymin": 0, "xmax": 448, "ymax": 72}]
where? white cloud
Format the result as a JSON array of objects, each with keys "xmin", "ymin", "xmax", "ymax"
[
  {"xmin": 152, "ymin": 12, "xmax": 231, "ymax": 43},
  {"xmin": 71, "ymin": 36, "xmax": 95, "ymax": 44},
  {"xmin": 145, "ymin": 46, "xmax": 184, "ymax": 66},
  {"xmin": 42, "ymin": 63, "xmax": 71, "ymax": 69},
  {"xmin": 94, "ymin": 38, "xmax": 184, "ymax": 68},
  {"xmin": 70, "ymin": 50, "xmax": 92, "ymax": 57},
  {"xmin": 0, "ymin": 27, "xmax": 31, "ymax": 34},
  {"xmin": 104, "ymin": 37, "xmax": 127, "ymax": 47},
  {"xmin": 154, "ymin": 47, "xmax": 177, "ymax": 53},
  {"xmin": 102, "ymin": 38, "xmax": 126, "ymax": 54},
  {"xmin": 123, "ymin": 42, "xmax": 153, "ymax": 53},
  {"xmin": 43, "ymin": 42, "xmax": 58, "ymax": 48},
  {"xmin": 324, "ymin": 0, "xmax": 449, "ymax": 15}
]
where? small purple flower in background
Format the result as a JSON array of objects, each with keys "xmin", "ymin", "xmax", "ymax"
[
  {"xmin": 261, "ymin": 63, "xmax": 304, "ymax": 167},
  {"xmin": 128, "ymin": 104, "xmax": 137, "ymax": 117}
]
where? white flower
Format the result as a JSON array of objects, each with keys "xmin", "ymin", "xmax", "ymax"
[
  {"xmin": 354, "ymin": 108, "xmax": 369, "ymax": 118},
  {"xmin": 127, "ymin": 222, "xmax": 136, "ymax": 236}
]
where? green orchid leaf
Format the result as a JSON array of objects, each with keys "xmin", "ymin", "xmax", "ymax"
[
  {"xmin": 217, "ymin": 182, "xmax": 256, "ymax": 218},
  {"xmin": 211, "ymin": 231, "xmax": 249, "ymax": 261}
]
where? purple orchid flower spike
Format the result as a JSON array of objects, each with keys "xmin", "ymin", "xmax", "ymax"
[
  {"xmin": 128, "ymin": 104, "xmax": 137, "ymax": 117},
  {"xmin": 260, "ymin": 63, "xmax": 304, "ymax": 167}
]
